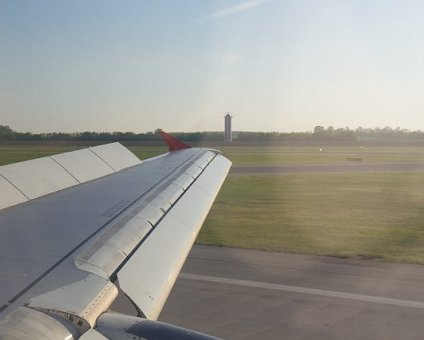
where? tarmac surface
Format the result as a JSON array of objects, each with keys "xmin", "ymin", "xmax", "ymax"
[
  {"xmin": 111, "ymin": 161, "xmax": 424, "ymax": 339},
  {"xmin": 156, "ymin": 245, "xmax": 424, "ymax": 339},
  {"xmin": 231, "ymin": 162, "xmax": 424, "ymax": 175}
]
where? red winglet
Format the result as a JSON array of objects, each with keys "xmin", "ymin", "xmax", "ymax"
[{"xmin": 159, "ymin": 130, "xmax": 191, "ymax": 152}]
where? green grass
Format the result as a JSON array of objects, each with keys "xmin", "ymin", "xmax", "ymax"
[
  {"xmin": 2, "ymin": 144, "xmax": 424, "ymax": 165},
  {"xmin": 0, "ymin": 145, "xmax": 167, "ymax": 165},
  {"xmin": 0, "ymin": 146, "xmax": 78, "ymax": 165},
  {"xmin": 129, "ymin": 146, "xmax": 168, "ymax": 160},
  {"xmin": 198, "ymin": 173, "xmax": 424, "ymax": 264},
  {"xmin": 220, "ymin": 146, "xmax": 424, "ymax": 165}
]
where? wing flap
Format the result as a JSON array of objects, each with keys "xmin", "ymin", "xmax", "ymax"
[
  {"xmin": 116, "ymin": 154, "xmax": 231, "ymax": 320},
  {"xmin": 117, "ymin": 208, "xmax": 195, "ymax": 320}
]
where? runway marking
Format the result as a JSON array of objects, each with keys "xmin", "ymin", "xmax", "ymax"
[{"xmin": 181, "ymin": 273, "xmax": 424, "ymax": 310}]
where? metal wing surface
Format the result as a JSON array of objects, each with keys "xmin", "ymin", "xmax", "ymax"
[{"xmin": 0, "ymin": 143, "xmax": 231, "ymax": 339}]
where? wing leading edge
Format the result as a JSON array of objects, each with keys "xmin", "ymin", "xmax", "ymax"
[{"xmin": 0, "ymin": 141, "xmax": 231, "ymax": 339}]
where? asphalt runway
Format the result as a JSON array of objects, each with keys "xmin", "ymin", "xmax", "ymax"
[
  {"xmin": 156, "ymin": 245, "xmax": 424, "ymax": 340},
  {"xmin": 231, "ymin": 162, "xmax": 424, "ymax": 175}
]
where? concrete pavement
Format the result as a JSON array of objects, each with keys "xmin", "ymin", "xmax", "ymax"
[{"xmin": 158, "ymin": 245, "xmax": 424, "ymax": 339}]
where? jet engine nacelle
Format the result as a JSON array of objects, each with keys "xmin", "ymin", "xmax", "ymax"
[{"xmin": 95, "ymin": 312, "xmax": 221, "ymax": 340}]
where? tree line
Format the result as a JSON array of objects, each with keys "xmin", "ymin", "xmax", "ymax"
[{"xmin": 1, "ymin": 125, "xmax": 424, "ymax": 143}]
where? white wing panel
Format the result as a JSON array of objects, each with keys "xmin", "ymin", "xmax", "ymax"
[
  {"xmin": 117, "ymin": 154, "xmax": 231, "ymax": 320},
  {"xmin": 184, "ymin": 164, "xmax": 202, "ymax": 179},
  {"xmin": 165, "ymin": 185, "xmax": 211, "ymax": 232},
  {"xmin": 75, "ymin": 214, "xmax": 152, "ymax": 278},
  {"xmin": 194, "ymin": 155, "xmax": 231, "ymax": 196},
  {"xmin": 0, "ymin": 176, "xmax": 28, "ymax": 210},
  {"xmin": 117, "ymin": 212, "xmax": 193, "ymax": 320},
  {"xmin": 158, "ymin": 183, "xmax": 184, "ymax": 205},
  {"xmin": 141, "ymin": 201, "xmax": 166, "ymax": 225},
  {"xmin": 0, "ymin": 143, "xmax": 140, "ymax": 209},
  {"xmin": 0, "ymin": 157, "xmax": 79, "ymax": 199},
  {"xmin": 90, "ymin": 143, "xmax": 141, "ymax": 171},
  {"xmin": 172, "ymin": 173, "xmax": 194, "ymax": 191},
  {"xmin": 170, "ymin": 155, "xmax": 231, "ymax": 233},
  {"xmin": 51, "ymin": 148, "xmax": 114, "ymax": 183},
  {"xmin": 195, "ymin": 150, "xmax": 215, "ymax": 169}
]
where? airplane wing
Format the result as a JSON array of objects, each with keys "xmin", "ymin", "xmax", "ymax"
[{"xmin": 0, "ymin": 133, "xmax": 231, "ymax": 339}]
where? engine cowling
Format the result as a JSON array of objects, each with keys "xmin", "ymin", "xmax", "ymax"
[{"xmin": 95, "ymin": 312, "xmax": 221, "ymax": 340}]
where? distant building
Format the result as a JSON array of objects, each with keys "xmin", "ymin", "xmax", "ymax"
[{"xmin": 224, "ymin": 113, "xmax": 232, "ymax": 142}]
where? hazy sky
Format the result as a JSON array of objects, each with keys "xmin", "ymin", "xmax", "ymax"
[{"xmin": 1, "ymin": 0, "xmax": 424, "ymax": 133}]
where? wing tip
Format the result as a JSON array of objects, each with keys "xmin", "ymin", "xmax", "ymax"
[{"xmin": 158, "ymin": 130, "xmax": 191, "ymax": 152}]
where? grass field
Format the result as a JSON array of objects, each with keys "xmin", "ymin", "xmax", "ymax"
[
  {"xmin": 0, "ymin": 145, "xmax": 78, "ymax": 165},
  {"xmin": 2, "ymin": 143, "xmax": 424, "ymax": 263},
  {"xmin": 198, "ymin": 173, "xmax": 424, "ymax": 264},
  {"xmin": 1, "ymin": 144, "xmax": 424, "ymax": 166},
  {"xmin": 0, "ymin": 145, "xmax": 168, "ymax": 166},
  {"xmin": 221, "ymin": 145, "xmax": 424, "ymax": 164}
]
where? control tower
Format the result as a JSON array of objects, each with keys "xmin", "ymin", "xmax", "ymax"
[{"xmin": 224, "ymin": 113, "xmax": 232, "ymax": 143}]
